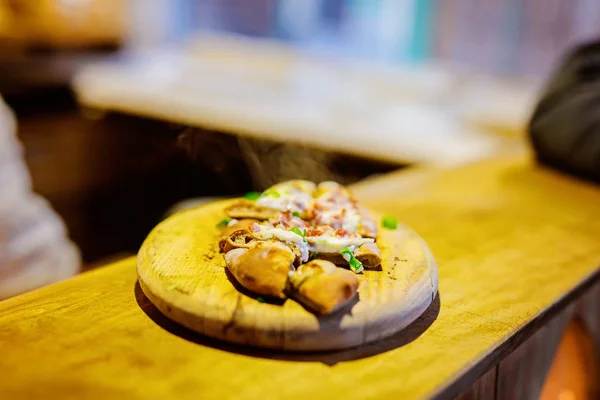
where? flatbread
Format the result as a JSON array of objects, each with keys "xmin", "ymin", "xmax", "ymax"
[{"xmin": 218, "ymin": 180, "xmax": 391, "ymax": 315}]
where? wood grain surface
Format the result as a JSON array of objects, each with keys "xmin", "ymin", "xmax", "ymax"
[
  {"xmin": 0, "ymin": 156, "xmax": 599, "ymax": 400},
  {"xmin": 137, "ymin": 200, "xmax": 437, "ymax": 351},
  {"xmin": 496, "ymin": 305, "xmax": 574, "ymax": 400},
  {"xmin": 456, "ymin": 367, "xmax": 498, "ymax": 400}
]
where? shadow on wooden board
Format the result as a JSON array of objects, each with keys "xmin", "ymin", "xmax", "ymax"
[{"xmin": 134, "ymin": 281, "xmax": 440, "ymax": 365}]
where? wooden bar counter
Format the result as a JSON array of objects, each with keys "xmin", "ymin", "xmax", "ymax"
[{"xmin": 0, "ymin": 155, "xmax": 599, "ymax": 399}]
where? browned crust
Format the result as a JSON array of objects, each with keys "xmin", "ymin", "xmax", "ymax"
[
  {"xmin": 314, "ymin": 243, "xmax": 382, "ymax": 269},
  {"xmin": 354, "ymin": 242, "xmax": 382, "ymax": 268},
  {"xmin": 219, "ymin": 229, "xmax": 259, "ymax": 254},
  {"xmin": 219, "ymin": 219, "xmax": 258, "ymax": 239},
  {"xmin": 219, "ymin": 228, "xmax": 304, "ymax": 266},
  {"xmin": 224, "ymin": 200, "xmax": 278, "ymax": 220},
  {"xmin": 288, "ymin": 260, "xmax": 359, "ymax": 315},
  {"xmin": 224, "ymin": 242, "xmax": 295, "ymax": 299}
]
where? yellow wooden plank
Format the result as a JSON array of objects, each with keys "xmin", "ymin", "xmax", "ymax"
[{"xmin": 0, "ymin": 155, "xmax": 599, "ymax": 399}]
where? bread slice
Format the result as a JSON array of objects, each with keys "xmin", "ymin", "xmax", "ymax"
[
  {"xmin": 219, "ymin": 219, "xmax": 257, "ymax": 238},
  {"xmin": 224, "ymin": 241, "xmax": 295, "ymax": 299},
  {"xmin": 224, "ymin": 200, "xmax": 278, "ymax": 220},
  {"xmin": 315, "ymin": 242, "xmax": 382, "ymax": 269},
  {"xmin": 219, "ymin": 228, "xmax": 259, "ymax": 253},
  {"xmin": 288, "ymin": 260, "xmax": 359, "ymax": 315}
]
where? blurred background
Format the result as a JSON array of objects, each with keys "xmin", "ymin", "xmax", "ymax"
[
  {"xmin": 2, "ymin": 2, "xmax": 599, "ymax": 397},
  {"xmin": 1, "ymin": 0, "xmax": 598, "ymax": 268}
]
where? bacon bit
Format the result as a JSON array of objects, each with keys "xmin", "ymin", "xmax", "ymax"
[
  {"xmin": 279, "ymin": 211, "xmax": 293, "ymax": 222},
  {"xmin": 304, "ymin": 209, "xmax": 317, "ymax": 220},
  {"xmin": 306, "ymin": 228, "xmax": 324, "ymax": 237},
  {"xmin": 306, "ymin": 225, "xmax": 335, "ymax": 236},
  {"xmin": 335, "ymin": 228, "xmax": 350, "ymax": 237}
]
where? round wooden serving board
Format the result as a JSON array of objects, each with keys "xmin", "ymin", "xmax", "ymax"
[{"xmin": 137, "ymin": 200, "xmax": 438, "ymax": 351}]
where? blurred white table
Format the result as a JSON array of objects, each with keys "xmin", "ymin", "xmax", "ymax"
[{"xmin": 73, "ymin": 34, "xmax": 535, "ymax": 166}]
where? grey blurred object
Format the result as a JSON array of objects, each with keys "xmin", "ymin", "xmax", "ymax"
[
  {"xmin": 435, "ymin": 0, "xmax": 600, "ymax": 81},
  {"xmin": 0, "ymin": 96, "xmax": 80, "ymax": 300},
  {"xmin": 176, "ymin": 126, "xmax": 391, "ymax": 190},
  {"xmin": 168, "ymin": 127, "xmax": 399, "ymax": 219},
  {"xmin": 529, "ymin": 41, "xmax": 600, "ymax": 182},
  {"xmin": 165, "ymin": 131, "xmax": 338, "ymax": 219}
]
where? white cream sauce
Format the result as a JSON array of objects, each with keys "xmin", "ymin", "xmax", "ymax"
[
  {"xmin": 309, "ymin": 236, "xmax": 373, "ymax": 254},
  {"xmin": 252, "ymin": 224, "xmax": 311, "ymax": 262}
]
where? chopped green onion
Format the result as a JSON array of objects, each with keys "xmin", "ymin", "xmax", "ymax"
[
  {"xmin": 216, "ymin": 218, "xmax": 231, "ymax": 228},
  {"xmin": 290, "ymin": 227, "xmax": 307, "ymax": 242},
  {"xmin": 244, "ymin": 191, "xmax": 261, "ymax": 200},
  {"xmin": 261, "ymin": 189, "xmax": 281, "ymax": 198},
  {"xmin": 348, "ymin": 257, "xmax": 364, "ymax": 273},
  {"xmin": 292, "ymin": 211, "xmax": 301, "ymax": 218},
  {"xmin": 381, "ymin": 215, "xmax": 398, "ymax": 230},
  {"xmin": 341, "ymin": 247, "xmax": 364, "ymax": 273},
  {"xmin": 341, "ymin": 247, "xmax": 353, "ymax": 258},
  {"xmin": 257, "ymin": 296, "xmax": 266, "ymax": 303}
]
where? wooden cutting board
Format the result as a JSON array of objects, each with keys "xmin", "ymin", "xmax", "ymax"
[{"xmin": 137, "ymin": 199, "xmax": 438, "ymax": 351}]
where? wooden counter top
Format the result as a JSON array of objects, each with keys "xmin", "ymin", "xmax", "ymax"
[{"xmin": 1, "ymin": 155, "xmax": 599, "ymax": 399}]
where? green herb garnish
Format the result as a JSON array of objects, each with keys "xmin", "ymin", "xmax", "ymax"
[
  {"xmin": 261, "ymin": 189, "xmax": 281, "ymax": 198},
  {"xmin": 341, "ymin": 247, "xmax": 353, "ymax": 259},
  {"xmin": 216, "ymin": 218, "xmax": 231, "ymax": 228},
  {"xmin": 292, "ymin": 211, "xmax": 301, "ymax": 218},
  {"xmin": 341, "ymin": 247, "xmax": 364, "ymax": 273},
  {"xmin": 257, "ymin": 296, "xmax": 266, "ymax": 303},
  {"xmin": 348, "ymin": 257, "xmax": 364, "ymax": 273},
  {"xmin": 290, "ymin": 227, "xmax": 307, "ymax": 242},
  {"xmin": 244, "ymin": 191, "xmax": 261, "ymax": 200},
  {"xmin": 381, "ymin": 215, "xmax": 398, "ymax": 230}
]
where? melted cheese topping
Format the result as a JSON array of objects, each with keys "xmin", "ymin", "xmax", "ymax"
[
  {"xmin": 256, "ymin": 180, "xmax": 315, "ymax": 213},
  {"xmin": 314, "ymin": 208, "xmax": 362, "ymax": 232},
  {"xmin": 227, "ymin": 219, "xmax": 239, "ymax": 227},
  {"xmin": 308, "ymin": 235, "xmax": 373, "ymax": 254},
  {"xmin": 270, "ymin": 211, "xmax": 310, "ymax": 229},
  {"xmin": 312, "ymin": 181, "xmax": 365, "ymax": 234},
  {"xmin": 252, "ymin": 222, "xmax": 374, "ymax": 262},
  {"xmin": 249, "ymin": 180, "xmax": 377, "ymax": 265},
  {"xmin": 256, "ymin": 194, "xmax": 312, "ymax": 213},
  {"xmin": 251, "ymin": 224, "xmax": 311, "ymax": 262}
]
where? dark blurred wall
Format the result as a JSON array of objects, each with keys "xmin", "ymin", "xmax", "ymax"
[{"xmin": 5, "ymin": 89, "xmax": 221, "ymax": 264}]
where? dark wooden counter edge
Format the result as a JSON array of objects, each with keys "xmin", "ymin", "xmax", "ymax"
[{"xmin": 430, "ymin": 266, "xmax": 600, "ymax": 399}]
